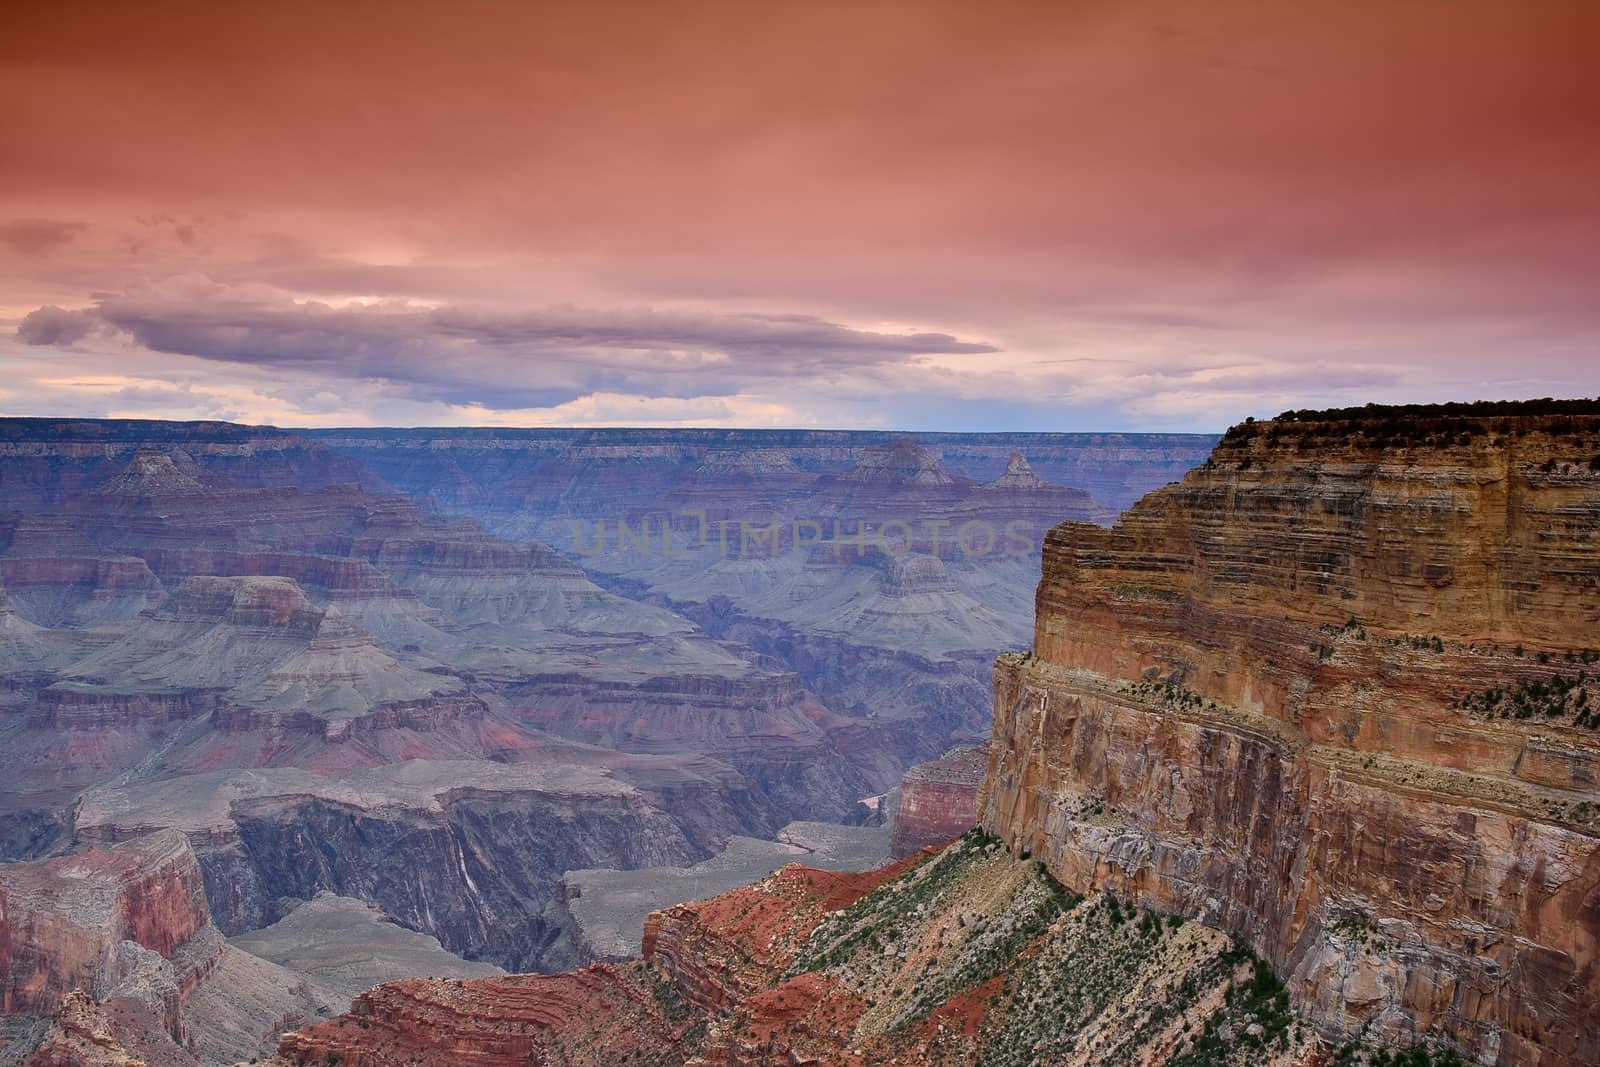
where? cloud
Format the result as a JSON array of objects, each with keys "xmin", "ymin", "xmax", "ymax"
[
  {"xmin": 14, "ymin": 277, "xmax": 996, "ymax": 411},
  {"xmin": 0, "ymin": 219, "xmax": 87, "ymax": 256},
  {"xmin": 16, "ymin": 305, "xmax": 98, "ymax": 345},
  {"xmin": 1, "ymin": 3, "xmax": 1595, "ymax": 431}
]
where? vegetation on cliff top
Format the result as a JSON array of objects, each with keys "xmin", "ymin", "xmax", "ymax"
[
  {"xmin": 1214, "ymin": 397, "xmax": 1600, "ymax": 453},
  {"xmin": 1268, "ymin": 398, "xmax": 1600, "ymax": 423}
]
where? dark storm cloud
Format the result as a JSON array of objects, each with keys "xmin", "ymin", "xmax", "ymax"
[
  {"xmin": 430, "ymin": 307, "xmax": 995, "ymax": 367},
  {"xmin": 15, "ymin": 281, "xmax": 997, "ymax": 409}
]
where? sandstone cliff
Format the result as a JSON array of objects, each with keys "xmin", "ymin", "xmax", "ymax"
[
  {"xmin": 889, "ymin": 743, "xmax": 987, "ymax": 859},
  {"xmin": 982, "ymin": 402, "xmax": 1600, "ymax": 1066}
]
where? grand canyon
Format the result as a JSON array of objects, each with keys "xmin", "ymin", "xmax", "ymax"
[
  {"xmin": 5, "ymin": 3, "xmax": 1597, "ymax": 1063},
  {"xmin": 1, "ymin": 401, "xmax": 1594, "ymax": 1066}
]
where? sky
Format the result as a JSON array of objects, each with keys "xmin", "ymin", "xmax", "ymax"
[{"xmin": 1, "ymin": 0, "xmax": 1596, "ymax": 432}]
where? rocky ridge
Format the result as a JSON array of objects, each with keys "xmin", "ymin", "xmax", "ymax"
[{"xmin": 269, "ymin": 832, "xmax": 1373, "ymax": 1067}]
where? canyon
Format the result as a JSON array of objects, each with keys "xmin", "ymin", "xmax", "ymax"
[
  {"xmin": 9, "ymin": 406, "xmax": 1595, "ymax": 1064},
  {"xmin": 303, "ymin": 428, "xmax": 1212, "ymax": 777},
  {"xmin": 258, "ymin": 401, "xmax": 1598, "ymax": 1067},
  {"xmin": 0, "ymin": 416, "xmax": 1214, "ymax": 1063}
]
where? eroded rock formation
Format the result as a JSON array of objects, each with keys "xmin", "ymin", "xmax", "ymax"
[
  {"xmin": 274, "ymin": 965, "xmax": 692, "ymax": 1067},
  {"xmin": 21, "ymin": 991, "xmax": 157, "ymax": 1067},
  {"xmin": 0, "ymin": 831, "xmax": 333, "ymax": 1065},
  {"xmin": 889, "ymin": 743, "xmax": 987, "ymax": 858},
  {"xmin": 982, "ymin": 403, "xmax": 1600, "ymax": 1065},
  {"xmin": 303, "ymin": 426, "xmax": 1140, "ymax": 785},
  {"xmin": 1, "ymin": 420, "xmax": 879, "ymax": 970},
  {"xmin": 0, "ymin": 831, "xmax": 210, "ymax": 1017},
  {"xmin": 71, "ymin": 758, "xmax": 730, "ymax": 971}
]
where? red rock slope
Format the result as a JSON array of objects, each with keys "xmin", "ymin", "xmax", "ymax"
[
  {"xmin": 271, "ymin": 835, "xmax": 1364, "ymax": 1067},
  {"xmin": 0, "ymin": 831, "xmax": 210, "ymax": 1018}
]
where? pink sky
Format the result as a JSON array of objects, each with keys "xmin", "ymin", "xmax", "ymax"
[{"xmin": 2, "ymin": 0, "xmax": 1596, "ymax": 430}]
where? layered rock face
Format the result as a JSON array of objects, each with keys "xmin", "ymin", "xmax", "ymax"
[
  {"xmin": 274, "ymin": 965, "xmax": 693, "ymax": 1067},
  {"xmin": 0, "ymin": 831, "xmax": 209, "ymax": 1016},
  {"xmin": 889, "ymin": 743, "xmax": 987, "ymax": 858},
  {"xmin": 35, "ymin": 575, "xmax": 473, "ymax": 735},
  {"xmin": 982, "ymin": 403, "xmax": 1600, "ymax": 1065},
  {"xmin": 0, "ymin": 576, "xmax": 55, "ymax": 672},
  {"xmin": 837, "ymin": 437, "xmax": 957, "ymax": 488},
  {"xmin": 70, "ymin": 759, "xmax": 728, "ymax": 972},
  {"xmin": 0, "ymin": 557, "xmax": 162, "ymax": 628},
  {"xmin": 0, "ymin": 830, "xmax": 341, "ymax": 1066},
  {"xmin": 987, "ymin": 451, "xmax": 1045, "ymax": 489},
  {"xmin": 91, "ymin": 448, "xmax": 204, "ymax": 497}
]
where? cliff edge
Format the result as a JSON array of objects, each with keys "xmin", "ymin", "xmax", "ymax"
[{"xmin": 982, "ymin": 401, "xmax": 1600, "ymax": 1065}]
